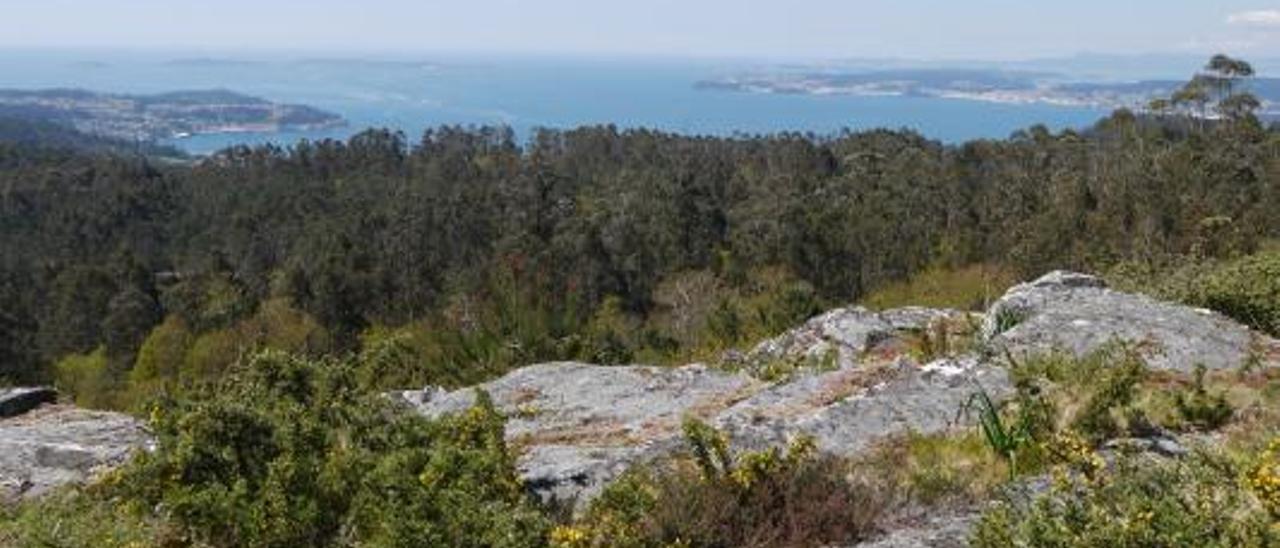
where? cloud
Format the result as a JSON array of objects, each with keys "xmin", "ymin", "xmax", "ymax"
[{"xmin": 1227, "ymin": 10, "xmax": 1280, "ymax": 27}]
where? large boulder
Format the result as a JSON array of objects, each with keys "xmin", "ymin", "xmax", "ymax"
[
  {"xmin": 0, "ymin": 402, "xmax": 151, "ymax": 501},
  {"xmin": 0, "ymin": 387, "xmax": 57, "ymax": 419},
  {"xmin": 983, "ymin": 271, "xmax": 1276, "ymax": 372},
  {"xmin": 400, "ymin": 355, "xmax": 1008, "ymax": 506},
  {"xmin": 745, "ymin": 306, "xmax": 972, "ymax": 370}
]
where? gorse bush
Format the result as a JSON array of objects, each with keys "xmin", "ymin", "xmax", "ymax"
[
  {"xmin": 1071, "ymin": 347, "xmax": 1148, "ymax": 443},
  {"xmin": 560, "ymin": 419, "xmax": 892, "ymax": 548},
  {"xmin": 972, "ymin": 448, "xmax": 1279, "ymax": 547},
  {"xmin": 1192, "ymin": 251, "xmax": 1280, "ymax": 337},
  {"xmin": 1112, "ymin": 250, "xmax": 1280, "ymax": 338},
  {"xmin": 1007, "ymin": 344, "xmax": 1156, "ymax": 444},
  {"xmin": 27, "ymin": 351, "xmax": 551, "ymax": 548}
]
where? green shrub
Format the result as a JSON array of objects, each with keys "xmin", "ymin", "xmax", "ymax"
[
  {"xmin": 972, "ymin": 449, "xmax": 1278, "ymax": 547},
  {"xmin": 1071, "ymin": 348, "xmax": 1147, "ymax": 443},
  {"xmin": 1193, "ymin": 251, "xmax": 1280, "ymax": 336},
  {"xmin": 1010, "ymin": 344, "xmax": 1152, "ymax": 444},
  {"xmin": 1174, "ymin": 365, "xmax": 1234, "ymax": 431},
  {"xmin": 53, "ymin": 346, "xmax": 118, "ymax": 409},
  {"xmin": 106, "ymin": 350, "xmax": 549, "ymax": 547},
  {"xmin": 1112, "ymin": 251, "xmax": 1280, "ymax": 337}
]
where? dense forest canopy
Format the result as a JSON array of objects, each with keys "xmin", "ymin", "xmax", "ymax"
[{"xmin": 1, "ymin": 56, "xmax": 1278, "ymax": 409}]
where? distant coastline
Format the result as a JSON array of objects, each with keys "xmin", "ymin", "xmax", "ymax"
[
  {"xmin": 697, "ymin": 69, "xmax": 1280, "ymax": 116},
  {"xmin": 0, "ymin": 88, "xmax": 347, "ymax": 142}
]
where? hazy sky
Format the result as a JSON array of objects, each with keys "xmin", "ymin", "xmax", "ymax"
[{"xmin": 4, "ymin": 0, "xmax": 1280, "ymax": 60}]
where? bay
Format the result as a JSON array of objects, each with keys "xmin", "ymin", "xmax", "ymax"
[{"xmin": 0, "ymin": 50, "xmax": 1109, "ymax": 154}]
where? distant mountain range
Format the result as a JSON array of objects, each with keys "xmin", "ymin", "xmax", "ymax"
[{"xmin": 0, "ymin": 88, "xmax": 346, "ymax": 142}]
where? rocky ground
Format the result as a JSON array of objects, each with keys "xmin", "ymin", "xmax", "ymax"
[
  {"xmin": 4, "ymin": 270, "xmax": 1277, "ymax": 544},
  {"xmin": 398, "ymin": 271, "xmax": 1280, "ymax": 543},
  {"xmin": 0, "ymin": 400, "xmax": 149, "ymax": 502}
]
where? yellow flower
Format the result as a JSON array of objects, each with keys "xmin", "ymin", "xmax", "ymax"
[{"xmin": 550, "ymin": 525, "xmax": 590, "ymax": 548}]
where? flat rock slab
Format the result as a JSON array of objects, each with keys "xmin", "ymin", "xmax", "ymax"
[
  {"xmin": 716, "ymin": 357, "xmax": 1011, "ymax": 455},
  {"xmin": 984, "ymin": 271, "xmax": 1271, "ymax": 372},
  {"xmin": 400, "ymin": 357, "xmax": 1009, "ymax": 506},
  {"xmin": 399, "ymin": 362, "xmax": 759, "ymax": 443},
  {"xmin": 0, "ymin": 387, "xmax": 58, "ymax": 419},
  {"xmin": 0, "ymin": 405, "xmax": 151, "ymax": 501}
]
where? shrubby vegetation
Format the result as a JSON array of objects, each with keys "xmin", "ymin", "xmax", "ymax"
[
  {"xmin": 2, "ymin": 351, "xmax": 552, "ymax": 547},
  {"xmin": 1113, "ymin": 248, "xmax": 1280, "ymax": 338},
  {"xmin": 972, "ymin": 448, "xmax": 1280, "ymax": 547},
  {"xmin": 1, "ymin": 56, "xmax": 1277, "ymax": 406}
]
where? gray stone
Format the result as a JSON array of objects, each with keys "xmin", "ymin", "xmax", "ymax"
[
  {"xmin": 853, "ymin": 513, "xmax": 979, "ymax": 548},
  {"xmin": 0, "ymin": 387, "xmax": 58, "ymax": 419},
  {"xmin": 746, "ymin": 306, "xmax": 970, "ymax": 371},
  {"xmin": 716, "ymin": 357, "xmax": 1011, "ymax": 456},
  {"xmin": 879, "ymin": 306, "xmax": 972, "ymax": 332},
  {"xmin": 983, "ymin": 271, "xmax": 1271, "ymax": 372},
  {"xmin": 401, "ymin": 355, "xmax": 1011, "ymax": 507},
  {"xmin": 747, "ymin": 307, "xmax": 895, "ymax": 370},
  {"xmin": 0, "ymin": 405, "xmax": 151, "ymax": 501}
]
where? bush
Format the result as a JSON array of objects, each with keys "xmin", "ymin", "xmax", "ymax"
[
  {"xmin": 103, "ymin": 350, "xmax": 549, "ymax": 547},
  {"xmin": 562, "ymin": 419, "xmax": 892, "ymax": 548},
  {"xmin": 972, "ymin": 448, "xmax": 1278, "ymax": 547},
  {"xmin": 1174, "ymin": 365, "xmax": 1234, "ymax": 431},
  {"xmin": 1009, "ymin": 344, "xmax": 1152, "ymax": 444},
  {"xmin": 1112, "ymin": 250, "xmax": 1280, "ymax": 337},
  {"xmin": 1193, "ymin": 251, "xmax": 1280, "ymax": 336},
  {"xmin": 53, "ymin": 346, "xmax": 118, "ymax": 409},
  {"xmin": 1071, "ymin": 348, "xmax": 1147, "ymax": 443}
]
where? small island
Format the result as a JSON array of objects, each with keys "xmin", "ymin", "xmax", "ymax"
[{"xmin": 0, "ymin": 88, "xmax": 346, "ymax": 142}]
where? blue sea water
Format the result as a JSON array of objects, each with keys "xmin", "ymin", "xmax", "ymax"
[{"xmin": 0, "ymin": 50, "xmax": 1109, "ymax": 154}]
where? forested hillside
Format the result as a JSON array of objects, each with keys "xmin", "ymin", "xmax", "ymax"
[{"xmin": 1, "ymin": 57, "xmax": 1278, "ymax": 408}]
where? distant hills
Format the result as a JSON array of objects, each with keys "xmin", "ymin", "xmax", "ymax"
[{"xmin": 0, "ymin": 88, "xmax": 346, "ymax": 142}]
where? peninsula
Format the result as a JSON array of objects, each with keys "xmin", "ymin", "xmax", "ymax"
[{"xmin": 0, "ymin": 88, "xmax": 346, "ymax": 142}]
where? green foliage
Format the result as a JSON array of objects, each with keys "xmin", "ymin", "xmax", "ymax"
[
  {"xmin": 1174, "ymin": 364, "xmax": 1234, "ymax": 431},
  {"xmin": 129, "ymin": 316, "xmax": 193, "ymax": 390},
  {"xmin": 104, "ymin": 351, "xmax": 549, "ymax": 547},
  {"xmin": 963, "ymin": 379, "xmax": 1054, "ymax": 479},
  {"xmin": 682, "ymin": 417, "xmax": 734, "ymax": 481},
  {"xmin": 53, "ymin": 347, "xmax": 117, "ymax": 409},
  {"xmin": 971, "ymin": 449, "xmax": 1279, "ymax": 547},
  {"xmin": 1192, "ymin": 251, "xmax": 1280, "ymax": 337},
  {"xmin": 0, "ymin": 488, "xmax": 170, "ymax": 547},
  {"xmin": 1110, "ymin": 249, "xmax": 1280, "ymax": 338},
  {"xmin": 1071, "ymin": 348, "xmax": 1148, "ymax": 443},
  {"xmin": 1007, "ymin": 344, "xmax": 1161, "ymax": 444}
]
